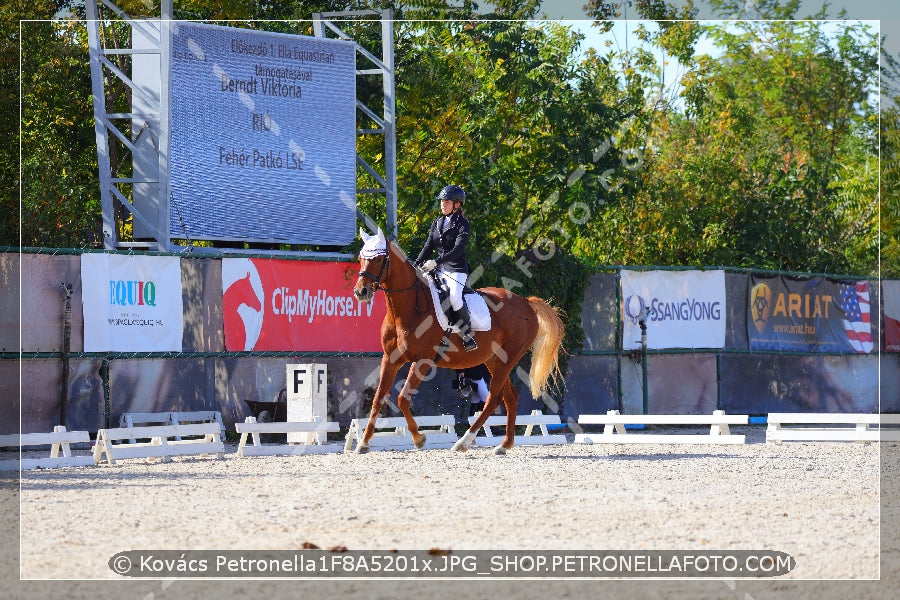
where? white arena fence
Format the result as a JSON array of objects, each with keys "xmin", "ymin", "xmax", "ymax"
[
  {"xmin": 4, "ymin": 410, "xmax": 899, "ymax": 472},
  {"xmin": 3, "ymin": 251, "xmax": 896, "ymax": 436}
]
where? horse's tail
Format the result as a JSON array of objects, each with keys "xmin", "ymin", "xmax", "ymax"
[{"xmin": 526, "ymin": 297, "xmax": 565, "ymax": 399}]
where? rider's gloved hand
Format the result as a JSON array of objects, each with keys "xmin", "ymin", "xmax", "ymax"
[{"xmin": 422, "ymin": 259, "xmax": 438, "ymax": 273}]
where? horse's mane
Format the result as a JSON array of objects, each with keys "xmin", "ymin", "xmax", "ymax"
[{"xmin": 388, "ymin": 239, "xmax": 412, "ymax": 264}]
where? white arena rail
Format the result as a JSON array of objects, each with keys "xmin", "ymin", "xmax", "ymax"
[
  {"xmin": 467, "ymin": 409, "xmax": 567, "ymax": 447},
  {"xmin": 235, "ymin": 416, "xmax": 342, "ymax": 456},
  {"xmin": 344, "ymin": 415, "xmax": 457, "ymax": 452},
  {"xmin": 0, "ymin": 426, "xmax": 94, "ymax": 471},
  {"xmin": 120, "ymin": 411, "xmax": 226, "ymax": 442},
  {"xmin": 93, "ymin": 422, "xmax": 225, "ymax": 465},
  {"xmin": 575, "ymin": 410, "xmax": 748, "ymax": 445},
  {"xmin": 766, "ymin": 413, "xmax": 900, "ymax": 443}
]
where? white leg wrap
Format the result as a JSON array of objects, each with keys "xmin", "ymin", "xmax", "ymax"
[{"xmin": 452, "ymin": 431, "xmax": 477, "ymax": 452}]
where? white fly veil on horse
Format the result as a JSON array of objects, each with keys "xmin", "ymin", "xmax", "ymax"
[{"xmin": 359, "ymin": 227, "xmax": 388, "ymax": 259}]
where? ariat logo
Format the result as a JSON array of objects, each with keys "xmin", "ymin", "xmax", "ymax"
[{"xmin": 751, "ymin": 283, "xmax": 772, "ymax": 333}]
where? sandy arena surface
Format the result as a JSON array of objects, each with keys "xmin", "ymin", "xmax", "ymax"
[{"xmin": 3, "ymin": 427, "xmax": 900, "ymax": 600}]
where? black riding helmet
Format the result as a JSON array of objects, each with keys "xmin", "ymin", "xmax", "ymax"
[{"xmin": 438, "ymin": 184, "xmax": 466, "ymax": 204}]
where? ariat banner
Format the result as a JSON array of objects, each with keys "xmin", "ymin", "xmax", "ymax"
[
  {"xmin": 884, "ymin": 280, "xmax": 900, "ymax": 352},
  {"xmin": 222, "ymin": 258, "xmax": 386, "ymax": 352},
  {"xmin": 620, "ymin": 270, "xmax": 726, "ymax": 350},
  {"xmin": 748, "ymin": 275, "xmax": 873, "ymax": 353},
  {"xmin": 81, "ymin": 254, "xmax": 184, "ymax": 352}
]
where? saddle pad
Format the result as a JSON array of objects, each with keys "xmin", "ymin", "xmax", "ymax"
[{"xmin": 426, "ymin": 278, "xmax": 492, "ymax": 332}]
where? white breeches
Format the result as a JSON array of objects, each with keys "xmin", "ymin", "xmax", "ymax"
[
  {"xmin": 469, "ymin": 378, "xmax": 490, "ymax": 405},
  {"xmin": 438, "ymin": 268, "xmax": 467, "ymax": 311}
]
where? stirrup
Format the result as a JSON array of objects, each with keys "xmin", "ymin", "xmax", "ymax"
[{"xmin": 463, "ymin": 334, "xmax": 478, "ymax": 351}]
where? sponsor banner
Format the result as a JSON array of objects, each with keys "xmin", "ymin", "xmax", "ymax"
[
  {"xmin": 748, "ymin": 275, "xmax": 873, "ymax": 353},
  {"xmin": 222, "ymin": 258, "xmax": 385, "ymax": 352},
  {"xmin": 620, "ymin": 270, "xmax": 726, "ymax": 350},
  {"xmin": 885, "ymin": 280, "xmax": 900, "ymax": 352},
  {"xmin": 81, "ymin": 254, "xmax": 184, "ymax": 352}
]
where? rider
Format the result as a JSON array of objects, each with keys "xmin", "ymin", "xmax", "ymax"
[{"xmin": 414, "ymin": 184, "xmax": 478, "ymax": 351}]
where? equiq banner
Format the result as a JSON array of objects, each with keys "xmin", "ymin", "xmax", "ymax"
[
  {"xmin": 748, "ymin": 275, "xmax": 873, "ymax": 353},
  {"xmin": 884, "ymin": 280, "xmax": 900, "ymax": 352},
  {"xmin": 81, "ymin": 254, "xmax": 184, "ymax": 352},
  {"xmin": 222, "ymin": 258, "xmax": 386, "ymax": 352},
  {"xmin": 620, "ymin": 270, "xmax": 726, "ymax": 350},
  {"xmin": 168, "ymin": 23, "xmax": 357, "ymax": 245}
]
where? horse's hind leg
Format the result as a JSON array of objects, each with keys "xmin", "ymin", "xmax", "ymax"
[
  {"xmin": 494, "ymin": 379, "xmax": 519, "ymax": 455},
  {"xmin": 452, "ymin": 375, "xmax": 508, "ymax": 452}
]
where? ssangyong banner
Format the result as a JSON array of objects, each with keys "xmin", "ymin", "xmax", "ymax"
[
  {"xmin": 81, "ymin": 254, "xmax": 184, "ymax": 352},
  {"xmin": 748, "ymin": 275, "xmax": 873, "ymax": 353},
  {"xmin": 620, "ymin": 270, "xmax": 726, "ymax": 350},
  {"xmin": 222, "ymin": 258, "xmax": 386, "ymax": 352},
  {"xmin": 883, "ymin": 280, "xmax": 900, "ymax": 352}
]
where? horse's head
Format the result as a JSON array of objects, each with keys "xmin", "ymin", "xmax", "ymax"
[{"xmin": 354, "ymin": 227, "xmax": 389, "ymax": 303}]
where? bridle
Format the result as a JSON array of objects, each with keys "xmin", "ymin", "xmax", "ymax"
[
  {"xmin": 358, "ymin": 250, "xmax": 390, "ymax": 292},
  {"xmin": 357, "ymin": 246, "xmax": 425, "ymax": 315}
]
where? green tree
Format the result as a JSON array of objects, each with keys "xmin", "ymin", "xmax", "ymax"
[
  {"xmin": 8, "ymin": 1, "xmax": 881, "ymax": 280},
  {"xmin": 0, "ymin": 0, "xmax": 71, "ymax": 247},
  {"xmin": 596, "ymin": 18, "xmax": 879, "ymax": 273},
  {"xmin": 19, "ymin": 17, "xmax": 101, "ymax": 247},
  {"xmin": 883, "ymin": 101, "xmax": 900, "ymax": 278},
  {"xmin": 375, "ymin": 2, "xmax": 644, "ymax": 352}
]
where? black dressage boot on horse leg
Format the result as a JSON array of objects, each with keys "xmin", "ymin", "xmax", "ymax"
[{"xmin": 454, "ymin": 302, "xmax": 478, "ymax": 351}]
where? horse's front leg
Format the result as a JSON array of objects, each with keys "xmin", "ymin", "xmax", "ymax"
[
  {"xmin": 397, "ymin": 360, "xmax": 431, "ymax": 449},
  {"xmin": 357, "ymin": 354, "xmax": 402, "ymax": 454}
]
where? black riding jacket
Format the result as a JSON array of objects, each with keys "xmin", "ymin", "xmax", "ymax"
[{"xmin": 414, "ymin": 211, "xmax": 471, "ymax": 274}]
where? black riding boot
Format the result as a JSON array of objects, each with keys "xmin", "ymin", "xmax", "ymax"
[{"xmin": 454, "ymin": 303, "xmax": 478, "ymax": 351}]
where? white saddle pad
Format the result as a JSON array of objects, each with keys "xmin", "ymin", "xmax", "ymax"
[{"xmin": 426, "ymin": 279, "xmax": 492, "ymax": 332}]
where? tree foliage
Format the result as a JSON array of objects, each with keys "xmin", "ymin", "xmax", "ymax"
[
  {"xmin": 883, "ymin": 101, "xmax": 900, "ymax": 278},
  {"xmin": 19, "ymin": 9, "xmax": 100, "ymax": 247},
  {"xmin": 605, "ymin": 19, "xmax": 879, "ymax": 274},
  {"xmin": 2, "ymin": 0, "xmax": 884, "ymax": 284}
]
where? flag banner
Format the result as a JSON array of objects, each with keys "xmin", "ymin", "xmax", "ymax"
[
  {"xmin": 884, "ymin": 280, "xmax": 900, "ymax": 352},
  {"xmin": 222, "ymin": 258, "xmax": 386, "ymax": 352},
  {"xmin": 620, "ymin": 270, "xmax": 726, "ymax": 350},
  {"xmin": 748, "ymin": 275, "xmax": 873, "ymax": 353},
  {"xmin": 81, "ymin": 254, "xmax": 184, "ymax": 352}
]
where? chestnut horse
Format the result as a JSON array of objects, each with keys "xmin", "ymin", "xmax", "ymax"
[{"xmin": 352, "ymin": 228, "xmax": 565, "ymax": 455}]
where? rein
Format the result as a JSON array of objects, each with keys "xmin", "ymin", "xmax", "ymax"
[{"xmin": 359, "ymin": 248, "xmax": 426, "ymax": 316}]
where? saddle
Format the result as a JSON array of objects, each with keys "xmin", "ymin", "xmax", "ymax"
[{"xmin": 425, "ymin": 271, "xmax": 491, "ymax": 333}]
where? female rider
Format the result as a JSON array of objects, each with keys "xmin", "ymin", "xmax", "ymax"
[{"xmin": 414, "ymin": 184, "xmax": 478, "ymax": 351}]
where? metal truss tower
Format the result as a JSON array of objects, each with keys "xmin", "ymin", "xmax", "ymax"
[{"xmin": 85, "ymin": 1, "xmax": 397, "ymax": 251}]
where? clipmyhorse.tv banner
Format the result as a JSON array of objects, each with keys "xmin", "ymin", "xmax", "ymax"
[
  {"xmin": 620, "ymin": 270, "xmax": 726, "ymax": 350},
  {"xmin": 81, "ymin": 254, "xmax": 184, "ymax": 352},
  {"xmin": 222, "ymin": 258, "xmax": 386, "ymax": 352},
  {"xmin": 748, "ymin": 275, "xmax": 873, "ymax": 353}
]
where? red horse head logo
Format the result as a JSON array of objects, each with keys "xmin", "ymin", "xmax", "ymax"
[{"xmin": 223, "ymin": 260, "xmax": 264, "ymax": 351}]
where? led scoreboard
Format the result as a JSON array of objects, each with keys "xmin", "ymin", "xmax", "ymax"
[{"xmin": 168, "ymin": 23, "xmax": 357, "ymax": 245}]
